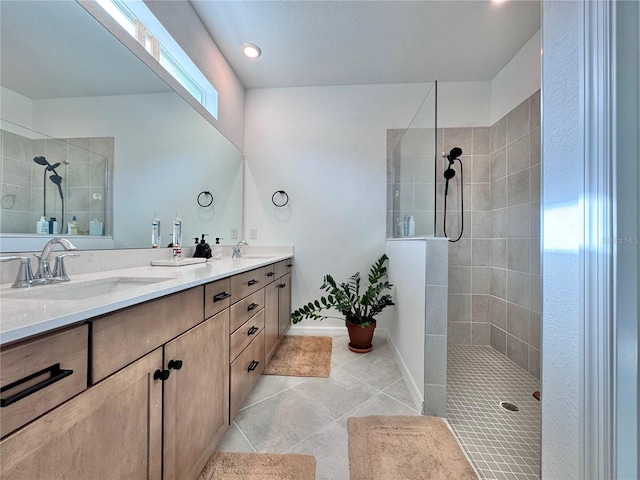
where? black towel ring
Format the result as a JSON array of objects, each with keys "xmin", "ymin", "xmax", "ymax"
[
  {"xmin": 272, "ymin": 190, "xmax": 289, "ymax": 207},
  {"xmin": 197, "ymin": 191, "xmax": 214, "ymax": 207}
]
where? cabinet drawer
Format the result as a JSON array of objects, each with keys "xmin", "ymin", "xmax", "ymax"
[
  {"xmin": 92, "ymin": 287, "xmax": 203, "ymax": 383},
  {"xmin": 264, "ymin": 263, "xmax": 277, "ymax": 285},
  {"xmin": 229, "ymin": 289, "xmax": 264, "ymax": 334},
  {"xmin": 273, "ymin": 260, "xmax": 291, "ymax": 279},
  {"xmin": 230, "ymin": 267, "xmax": 266, "ymax": 302},
  {"xmin": 230, "ymin": 310, "xmax": 265, "ymax": 362},
  {"xmin": 204, "ymin": 277, "xmax": 231, "ymax": 319},
  {"xmin": 229, "ymin": 329, "xmax": 264, "ymax": 421},
  {"xmin": 1, "ymin": 325, "xmax": 88, "ymax": 438}
]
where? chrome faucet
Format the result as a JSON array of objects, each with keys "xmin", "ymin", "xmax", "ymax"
[
  {"xmin": 232, "ymin": 240, "xmax": 248, "ymax": 259},
  {"xmin": 34, "ymin": 237, "xmax": 77, "ymax": 282}
]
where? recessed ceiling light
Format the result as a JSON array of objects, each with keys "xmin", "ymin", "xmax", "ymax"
[{"xmin": 242, "ymin": 43, "xmax": 261, "ymax": 59}]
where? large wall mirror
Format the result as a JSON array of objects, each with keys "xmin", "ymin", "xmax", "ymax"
[{"xmin": 0, "ymin": 0, "xmax": 243, "ymax": 252}]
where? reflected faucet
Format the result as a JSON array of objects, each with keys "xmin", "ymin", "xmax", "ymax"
[
  {"xmin": 34, "ymin": 237, "xmax": 77, "ymax": 282},
  {"xmin": 232, "ymin": 240, "xmax": 248, "ymax": 259}
]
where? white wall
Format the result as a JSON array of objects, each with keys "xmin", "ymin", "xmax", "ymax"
[
  {"xmin": 32, "ymin": 93, "xmax": 243, "ymax": 249},
  {"xmin": 244, "ymin": 83, "xmax": 433, "ymax": 328},
  {"xmin": 0, "ymin": 86, "xmax": 33, "ymax": 129},
  {"xmin": 541, "ymin": 5, "xmax": 581, "ymax": 478},
  {"xmin": 491, "ymin": 30, "xmax": 541, "ymax": 124},
  {"xmin": 437, "ymin": 81, "xmax": 492, "ymax": 127},
  {"xmin": 145, "ymin": 1, "xmax": 245, "ymax": 151}
]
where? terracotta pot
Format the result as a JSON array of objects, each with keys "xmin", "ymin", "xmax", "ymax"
[{"xmin": 346, "ymin": 319, "xmax": 376, "ymax": 353}]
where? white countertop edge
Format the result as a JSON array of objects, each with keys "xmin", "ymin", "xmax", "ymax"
[{"xmin": 0, "ymin": 253, "xmax": 293, "ymax": 346}]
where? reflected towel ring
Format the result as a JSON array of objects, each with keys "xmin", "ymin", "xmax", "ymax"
[
  {"xmin": 272, "ymin": 190, "xmax": 289, "ymax": 207},
  {"xmin": 197, "ymin": 191, "xmax": 214, "ymax": 207}
]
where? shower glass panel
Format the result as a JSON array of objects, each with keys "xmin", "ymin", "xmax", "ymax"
[
  {"xmin": 0, "ymin": 120, "xmax": 111, "ymax": 236},
  {"xmin": 387, "ymin": 82, "xmax": 437, "ymax": 238}
]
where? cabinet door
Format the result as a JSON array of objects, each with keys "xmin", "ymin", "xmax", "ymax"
[
  {"xmin": 0, "ymin": 349, "xmax": 163, "ymax": 480},
  {"xmin": 278, "ymin": 272, "xmax": 292, "ymax": 336},
  {"xmin": 264, "ymin": 280, "xmax": 280, "ymax": 361},
  {"xmin": 163, "ymin": 310, "xmax": 229, "ymax": 480}
]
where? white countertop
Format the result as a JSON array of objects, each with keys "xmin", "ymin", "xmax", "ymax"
[{"xmin": 0, "ymin": 254, "xmax": 292, "ymax": 346}]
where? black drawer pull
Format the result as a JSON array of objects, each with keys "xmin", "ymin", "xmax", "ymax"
[
  {"xmin": 266, "ymin": 272, "xmax": 275, "ymax": 277},
  {"xmin": 247, "ymin": 326, "xmax": 259, "ymax": 335},
  {"xmin": 168, "ymin": 359, "xmax": 183, "ymax": 370},
  {"xmin": 247, "ymin": 302, "xmax": 259, "ymax": 311},
  {"xmin": 247, "ymin": 360, "xmax": 260, "ymax": 372},
  {"xmin": 287, "ymin": 264, "xmax": 293, "ymax": 267},
  {"xmin": 1, "ymin": 363, "xmax": 73, "ymax": 408},
  {"xmin": 213, "ymin": 292, "xmax": 231, "ymax": 302},
  {"xmin": 278, "ymin": 283, "xmax": 286, "ymax": 289},
  {"xmin": 247, "ymin": 279, "xmax": 259, "ymax": 286},
  {"xmin": 153, "ymin": 369, "xmax": 170, "ymax": 381}
]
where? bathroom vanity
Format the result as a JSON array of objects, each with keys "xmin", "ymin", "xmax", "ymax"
[{"xmin": 0, "ymin": 254, "xmax": 292, "ymax": 479}]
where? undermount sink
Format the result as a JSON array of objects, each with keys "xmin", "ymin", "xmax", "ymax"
[
  {"xmin": 238, "ymin": 254, "xmax": 277, "ymax": 259},
  {"xmin": 3, "ymin": 276, "xmax": 173, "ymax": 301}
]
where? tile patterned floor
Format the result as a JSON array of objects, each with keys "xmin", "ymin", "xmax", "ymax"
[
  {"xmin": 447, "ymin": 345, "xmax": 541, "ymax": 480},
  {"xmin": 216, "ymin": 335, "xmax": 420, "ymax": 480}
]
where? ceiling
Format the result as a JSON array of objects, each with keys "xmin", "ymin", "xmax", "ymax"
[{"xmin": 190, "ymin": 0, "xmax": 541, "ymax": 89}]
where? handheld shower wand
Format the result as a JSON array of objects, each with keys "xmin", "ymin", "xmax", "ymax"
[
  {"xmin": 442, "ymin": 147, "xmax": 464, "ymax": 242},
  {"xmin": 33, "ymin": 156, "xmax": 65, "ymax": 232}
]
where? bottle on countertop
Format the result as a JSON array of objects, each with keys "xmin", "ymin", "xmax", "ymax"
[
  {"xmin": 48, "ymin": 217, "xmax": 58, "ymax": 235},
  {"xmin": 151, "ymin": 214, "xmax": 161, "ymax": 248},
  {"xmin": 171, "ymin": 214, "xmax": 182, "ymax": 260},
  {"xmin": 408, "ymin": 216, "xmax": 415, "ymax": 236},
  {"xmin": 212, "ymin": 237, "xmax": 223, "ymax": 260},
  {"xmin": 37, "ymin": 216, "xmax": 48, "ymax": 234},
  {"xmin": 68, "ymin": 215, "xmax": 80, "ymax": 235}
]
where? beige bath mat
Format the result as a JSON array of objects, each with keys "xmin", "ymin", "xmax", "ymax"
[
  {"xmin": 348, "ymin": 415, "xmax": 477, "ymax": 480},
  {"xmin": 198, "ymin": 452, "xmax": 316, "ymax": 480},
  {"xmin": 263, "ymin": 335, "xmax": 332, "ymax": 377}
]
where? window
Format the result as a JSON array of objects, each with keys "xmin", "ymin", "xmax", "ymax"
[{"xmin": 96, "ymin": 0, "xmax": 218, "ymax": 119}]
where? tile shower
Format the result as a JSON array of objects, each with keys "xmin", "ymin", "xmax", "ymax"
[{"xmin": 0, "ymin": 125, "xmax": 113, "ymax": 236}]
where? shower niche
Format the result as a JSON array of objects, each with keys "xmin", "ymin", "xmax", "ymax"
[
  {"xmin": 386, "ymin": 82, "xmax": 438, "ymax": 239},
  {"xmin": 1, "ymin": 121, "xmax": 112, "ymax": 237}
]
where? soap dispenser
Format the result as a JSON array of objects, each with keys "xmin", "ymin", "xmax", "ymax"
[
  {"xmin": 212, "ymin": 238, "xmax": 223, "ymax": 260},
  {"xmin": 193, "ymin": 234, "xmax": 212, "ymax": 259}
]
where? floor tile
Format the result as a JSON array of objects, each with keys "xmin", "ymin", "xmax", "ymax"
[
  {"xmin": 240, "ymin": 374, "xmax": 289, "ymax": 409},
  {"xmin": 233, "ymin": 388, "xmax": 334, "ymax": 452},
  {"xmin": 382, "ymin": 377, "xmax": 420, "ymax": 411},
  {"xmin": 287, "ymin": 422, "xmax": 350, "ymax": 480},
  {"xmin": 215, "ymin": 422, "xmax": 256, "ymax": 453},
  {"xmin": 337, "ymin": 351, "xmax": 403, "ymax": 391},
  {"xmin": 336, "ymin": 391, "xmax": 420, "ymax": 428}
]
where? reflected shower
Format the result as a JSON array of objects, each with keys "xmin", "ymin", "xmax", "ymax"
[
  {"xmin": 442, "ymin": 147, "xmax": 464, "ymax": 242},
  {"xmin": 33, "ymin": 156, "xmax": 65, "ymax": 232}
]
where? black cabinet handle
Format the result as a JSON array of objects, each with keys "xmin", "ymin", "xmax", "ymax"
[
  {"xmin": 213, "ymin": 292, "xmax": 231, "ymax": 302},
  {"xmin": 153, "ymin": 369, "xmax": 170, "ymax": 381},
  {"xmin": 247, "ymin": 279, "xmax": 259, "ymax": 286},
  {"xmin": 278, "ymin": 283, "xmax": 286, "ymax": 289},
  {"xmin": 266, "ymin": 272, "xmax": 275, "ymax": 277},
  {"xmin": 168, "ymin": 360, "xmax": 183, "ymax": 370},
  {"xmin": 247, "ymin": 302, "xmax": 259, "ymax": 311},
  {"xmin": 0, "ymin": 363, "xmax": 73, "ymax": 408},
  {"xmin": 247, "ymin": 326, "xmax": 259, "ymax": 335},
  {"xmin": 247, "ymin": 360, "xmax": 260, "ymax": 372},
  {"xmin": 287, "ymin": 264, "xmax": 293, "ymax": 267}
]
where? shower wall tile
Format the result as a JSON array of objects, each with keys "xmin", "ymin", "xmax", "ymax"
[
  {"xmin": 67, "ymin": 188, "xmax": 92, "ymax": 212},
  {"xmin": 448, "ymin": 322, "xmax": 471, "ymax": 345},
  {"xmin": 448, "ymin": 239, "xmax": 471, "ymax": 266},
  {"xmin": 529, "ymin": 311, "xmax": 541, "ymax": 349},
  {"xmin": 530, "ymin": 274, "xmax": 541, "ymax": 312},
  {"xmin": 491, "ymin": 177, "xmax": 506, "ymax": 209},
  {"xmin": 424, "ymin": 335, "xmax": 447, "ymax": 385},
  {"xmin": 506, "ymin": 169, "xmax": 530, "ymax": 206},
  {"xmin": 490, "ymin": 325, "xmax": 507, "ymax": 355},
  {"xmin": 448, "ymin": 294, "xmax": 471, "ymax": 323},
  {"xmin": 90, "ymin": 137, "xmax": 115, "ymax": 158},
  {"xmin": 528, "ymin": 347, "xmax": 541, "ymax": 378},
  {"xmin": 472, "ymin": 127, "xmax": 490, "ymax": 155},
  {"xmin": 426, "ymin": 286, "xmax": 448, "ymax": 335},
  {"xmin": 471, "ymin": 239, "xmax": 491, "ymax": 266},
  {"xmin": 490, "ymin": 116, "xmax": 507, "ymax": 152},
  {"xmin": 471, "ymin": 183, "xmax": 491, "ymax": 211},
  {"xmin": 506, "ymin": 98, "xmax": 530, "ymax": 143},
  {"xmin": 424, "ymin": 384, "xmax": 447, "ymax": 417},
  {"xmin": 507, "ymin": 270, "xmax": 530, "ymax": 308},
  {"xmin": 490, "ymin": 268, "xmax": 506, "ymax": 298},
  {"xmin": 530, "ymin": 90, "xmax": 541, "ymax": 129},
  {"xmin": 471, "ymin": 155, "xmax": 490, "ymax": 183},
  {"xmin": 506, "ymin": 334, "xmax": 529, "ymax": 371},
  {"xmin": 448, "ymin": 266, "xmax": 471, "ymax": 294},
  {"xmin": 530, "ymin": 127, "xmax": 541, "ymax": 166},
  {"xmin": 491, "ymin": 239, "xmax": 507, "ymax": 268},
  {"xmin": 530, "ymin": 164, "xmax": 541, "ymax": 202},
  {"xmin": 530, "ymin": 202, "xmax": 541, "ymax": 238},
  {"xmin": 530, "ymin": 238, "xmax": 541, "ymax": 274},
  {"xmin": 471, "ymin": 267, "xmax": 491, "ymax": 294},
  {"xmin": 506, "ymin": 133, "xmax": 530, "ymax": 175},
  {"xmin": 443, "ymin": 127, "xmax": 472, "ymax": 156},
  {"xmin": 3, "ymin": 157, "xmax": 31, "ymax": 187},
  {"xmin": 507, "ymin": 238, "xmax": 530, "ymax": 272},
  {"xmin": 471, "ymin": 211, "xmax": 491, "ymax": 239},
  {"xmin": 471, "ymin": 323, "xmax": 490, "ymax": 345},
  {"xmin": 507, "ymin": 204, "xmax": 530, "ymax": 238},
  {"xmin": 490, "ymin": 296, "xmax": 507, "ymax": 330},
  {"xmin": 471, "ymin": 295, "xmax": 490, "ymax": 324},
  {"xmin": 491, "ymin": 209, "xmax": 506, "ymax": 238},
  {"xmin": 490, "ymin": 147, "xmax": 507, "ymax": 181},
  {"xmin": 2, "ymin": 130, "xmax": 32, "ymax": 162},
  {"xmin": 507, "ymin": 302, "xmax": 530, "ymax": 342}
]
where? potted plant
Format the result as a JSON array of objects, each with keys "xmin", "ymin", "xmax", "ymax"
[{"xmin": 291, "ymin": 254, "xmax": 394, "ymax": 353}]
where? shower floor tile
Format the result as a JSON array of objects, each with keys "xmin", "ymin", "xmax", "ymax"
[{"xmin": 447, "ymin": 345, "xmax": 541, "ymax": 480}]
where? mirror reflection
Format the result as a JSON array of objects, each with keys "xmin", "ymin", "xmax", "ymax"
[{"xmin": 0, "ymin": 0, "xmax": 243, "ymax": 251}]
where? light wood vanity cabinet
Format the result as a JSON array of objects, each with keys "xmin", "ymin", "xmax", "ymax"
[
  {"xmin": 0, "ymin": 257, "xmax": 292, "ymax": 480},
  {"xmin": 265, "ymin": 264, "xmax": 293, "ymax": 362}
]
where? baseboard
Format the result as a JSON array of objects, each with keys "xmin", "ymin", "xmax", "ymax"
[
  {"xmin": 287, "ymin": 325, "xmax": 350, "ymax": 336},
  {"xmin": 386, "ymin": 334, "xmax": 424, "ymax": 412}
]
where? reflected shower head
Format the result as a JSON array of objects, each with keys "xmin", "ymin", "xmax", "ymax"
[
  {"xmin": 46, "ymin": 162, "xmax": 61, "ymax": 171},
  {"xmin": 49, "ymin": 174, "xmax": 62, "ymax": 186},
  {"xmin": 33, "ymin": 156, "xmax": 48, "ymax": 166},
  {"xmin": 448, "ymin": 147, "xmax": 462, "ymax": 160}
]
